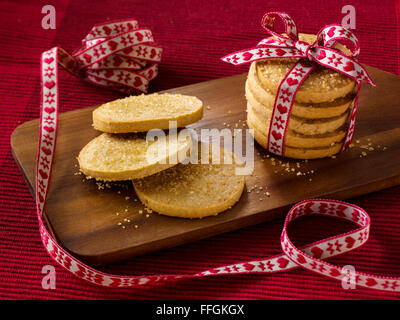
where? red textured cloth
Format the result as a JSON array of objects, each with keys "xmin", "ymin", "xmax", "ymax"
[{"xmin": 1, "ymin": 0, "xmax": 399, "ymax": 299}]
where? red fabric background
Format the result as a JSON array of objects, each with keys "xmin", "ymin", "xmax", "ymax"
[{"xmin": 0, "ymin": 0, "xmax": 399, "ymax": 299}]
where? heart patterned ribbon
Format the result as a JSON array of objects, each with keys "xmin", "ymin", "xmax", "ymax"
[
  {"xmin": 53, "ymin": 19, "xmax": 162, "ymax": 94},
  {"xmin": 221, "ymin": 12, "xmax": 376, "ymax": 156},
  {"xmin": 36, "ymin": 20, "xmax": 400, "ymax": 291}
]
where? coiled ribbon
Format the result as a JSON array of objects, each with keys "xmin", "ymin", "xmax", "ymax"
[
  {"xmin": 36, "ymin": 19, "xmax": 400, "ymax": 291},
  {"xmin": 55, "ymin": 19, "xmax": 162, "ymax": 94},
  {"xmin": 222, "ymin": 12, "xmax": 376, "ymax": 156}
]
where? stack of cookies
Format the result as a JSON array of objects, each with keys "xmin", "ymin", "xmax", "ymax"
[
  {"xmin": 245, "ymin": 34, "xmax": 356, "ymax": 159},
  {"xmin": 78, "ymin": 93, "xmax": 245, "ymax": 218}
]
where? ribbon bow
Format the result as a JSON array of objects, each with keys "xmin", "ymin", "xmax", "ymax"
[
  {"xmin": 222, "ymin": 12, "xmax": 375, "ymax": 156},
  {"xmin": 51, "ymin": 19, "xmax": 162, "ymax": 94}
]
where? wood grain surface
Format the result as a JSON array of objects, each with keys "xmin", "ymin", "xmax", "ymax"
[{"xmin": 11, "ymin": 66, "xmax": 400, "ymax": 266}]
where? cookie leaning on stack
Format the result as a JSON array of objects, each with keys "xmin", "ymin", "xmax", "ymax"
[
  {"xmin": 246, "ymin": 33, "xmax": 357, "ymax": 159},
  {"xmin": 77, "ymin": 92, "xmax": 246, "ymax": 219}
]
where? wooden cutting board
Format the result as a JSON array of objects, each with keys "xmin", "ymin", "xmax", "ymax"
[{"xmin": 11, "ymin": 65, "xmax": 400, "ymax": 266}]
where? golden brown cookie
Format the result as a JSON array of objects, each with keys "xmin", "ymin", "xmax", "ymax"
[
  {"xmin": 247, "ymin": 95, "xmax": 350, "ymax": 136},
  {"xmin": 247, "ymin": 108, "xmax": 346, "ymax": 149},
  {"xmin": 133, "ymin": 141, "xmax": 245, "ymax": 218},
  {"xmin": 247, "ymin": 119, "xmax": 342, "ymax": 159},
  {"xmin": 93, "ymin": 93, "xmax": 203, "ymax": 133},
  {"xmin": 78, "ymin": 132, "xmax": 192, "ymax": 181},
  {"xmin": 246, "ymin": 62, "xmax": 355, "ymax": 119},
  {"xmin": 255, "ymin": 34, "xmax": 356, "ymax": 104}
]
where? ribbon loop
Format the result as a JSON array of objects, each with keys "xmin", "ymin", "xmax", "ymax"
[
  {"xmin": 316, "ymin": 24, "xmax": 360, "ymax": 58},
  {"xmin": 261, "ymin": 12, "xmax": 298, "ymax": 41},
  {"xmin": 84, "ymin": 19, "xmax": 140, "ymax": 42}
]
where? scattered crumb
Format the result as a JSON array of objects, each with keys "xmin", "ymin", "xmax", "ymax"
[
  {"xmin": 96, "ymin": 182, "xmax": 104, "ymax": 190},
  {"xmin": 351, "ymin": 137, "xmax": 384, "ymax": 157}
]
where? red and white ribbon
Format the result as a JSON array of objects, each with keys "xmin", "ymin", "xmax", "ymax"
[
  {"xmin": 222, "ymin": 12, "xmax": 376, "ymax": 156},
  {"xmin": 55, "ymin": 19, "xmax": 162, "ymax": 94},
  {"xmin": 35, "ymin": 19, "xmax": 400, "ymax": 292}
]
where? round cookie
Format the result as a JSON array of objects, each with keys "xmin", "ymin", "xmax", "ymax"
[
  {"xmin": 133, "ymin": 142, "xmax": 245, "ymax": 218},
  {"xmin": 247, "ymin": 108, "xmax": 346, "ymax": 149},
  {"xmin": 247, "ymin": 94, "xmax": 350, "ymax": 135},
  {"xmin": 93, "ymin": 93, "xmax": 203, "ymax": 133},
  {"xmin": 247, "ymin": 119, "xmax": 342, "ymax": 159},
  {"xmin": 78, "ymin": 132, "xmax": 192, "ymax": 181},
  {"xmin": 255, "ymin": 33, "xmax": 356, "ymax": 104},
  {"xmin": 246, "ymin": 62, "xmax": 355, "ymax": 119}
]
